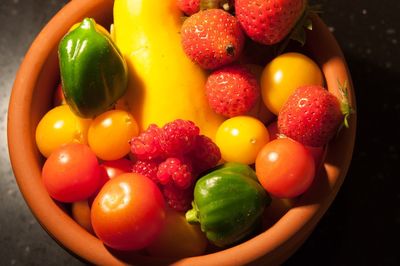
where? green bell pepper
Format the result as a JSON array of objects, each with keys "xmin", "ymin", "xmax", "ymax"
[
  {"xmin": 58, "ymin": 18, "xmax": 128, "ymax": 118},
  {"xmin": 186, "ymin": 162, "xmax": 271, "ymax": 247}
]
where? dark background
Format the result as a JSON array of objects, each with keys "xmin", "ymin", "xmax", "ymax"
[{"xmin": 1, "ymin": 0, "xmax": 399, "ymax": 265}]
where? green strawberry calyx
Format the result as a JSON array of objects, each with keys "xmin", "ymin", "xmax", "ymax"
[
  {"xmin": 337, "ymin": 79, "xmax": 355, "ymax": 128},
  {"xmin": 200, "ymin": 0, "xmax": 233, "ymax": 12},
  {"xmin": 276, "ymin": 2, "xmax": 321, "ymax": 55}
]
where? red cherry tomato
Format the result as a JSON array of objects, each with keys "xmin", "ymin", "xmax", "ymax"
[
  {"xmin": 265, "ymin": 123, "xmax": 325, "ymax": 170},
  {"xmin": 88, "ymin": 159, "xmax": 133, "ymax": 206},
  {"xmin": 255, "ymin": 138, "xmax": 315, "ymax": 198},
  {"xmin": 42, "ymin": 143, "xmax": 102, "ymax": 202},
  {"xmin": 101, "ymin": 158, "xmax": 132, "ymax": 179},
  {"xmin": 91, "ymin": 173, "xmax": 166, "ymax": 250}
]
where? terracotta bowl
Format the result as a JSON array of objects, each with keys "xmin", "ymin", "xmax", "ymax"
[{"xmin": 8, "ymin": 0, "xmax": 356, "ymax": 265}]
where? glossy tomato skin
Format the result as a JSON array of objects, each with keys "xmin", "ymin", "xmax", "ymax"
[
  {"xmin": 88, "ymin": 158, "xmax": 134, "ymax": 206},
  {"xmin": 216, "ymin": 116, "xmax": 270, "ymax": 165},
  {"xmin": 88, "ymin": 110, "xmax": 139, "ymax": 161},
  {"xmin": 260, "ymin": 52, "xmax": 323, "ymax": 115},
  {"xmin": 42, "ymin": 143, "xmax": 102, "ymax": 202},
  {"xmin": 91, "ymin": 173, "xmax": 166, "ymax": 251},
  {"xmin": 35, "ymin": 105, "xmax": 92, "ymax": 158},
  {"xmin": 71, "ymin": 200, "xmax": 94, "ymax": 234},
  {"xmin": 101, "ymin": 158, "xmax": 133, "ymax": 179},
  {"xmin": 255, "ymin": 138, "xmax": 315, "ymax": 198}
]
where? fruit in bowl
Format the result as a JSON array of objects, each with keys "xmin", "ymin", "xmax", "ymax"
[{"xmin": 7, "ymin": 0, "xmax": 356, "ymax": 265}]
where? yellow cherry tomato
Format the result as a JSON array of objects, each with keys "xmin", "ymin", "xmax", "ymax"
[
  {"xmin": 146, "ymin": 208, "xmax": 208, "ymax": 259},
  {"xmin": 88, "ymin": 110, "xmax": 139, "ymax": 161},
  {"xmin": 215, "ymin": 116, "xmax": 270, "ymax": 165},
  {"xmin": 35, "ymin": 105, "xmax": 91, "ymax": 157},
  {"xmin": 260, "ymin": 52, "xmax": 324, "ymax": 115}
]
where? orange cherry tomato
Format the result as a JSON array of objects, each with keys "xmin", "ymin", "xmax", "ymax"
[
  {"xmin": 71, "ymin": 200, "xmax": 94, "ymax": 234},
  {"xmin": 260, "ymin": 52, "xmax": 324, "ymax": 115},
  {"xmin": 35, "ymin": 105, "xmax": 91, "ymax": 158},
  {"xmin": 91, "ymin": 173, "xmax": 166, "ymax": 250},
  {"xmin": 255, "ymin": 138, "xmax": 315, "ymax": 198},
  {"xmin": 88, "ymin": 110, "xmax": 139, "ymax": 161}
]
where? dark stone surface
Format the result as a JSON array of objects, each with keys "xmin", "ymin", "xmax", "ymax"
[{"xmin": 1, "ymin": 0, "xmax": 399, "ymax": 265}]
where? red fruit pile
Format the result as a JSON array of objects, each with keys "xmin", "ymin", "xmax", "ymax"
[
  {"xmin": 130, "ymin": 119, "xmax": 221, "ymax": 211},
  {"xmin": 179, "ymin": 1, "xmax": 310, "ymax": 118}
]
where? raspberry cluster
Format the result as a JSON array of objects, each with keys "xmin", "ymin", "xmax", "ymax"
[{"xmin": 130, "ymin": 119, "xmax": 221, "ymax": 211}]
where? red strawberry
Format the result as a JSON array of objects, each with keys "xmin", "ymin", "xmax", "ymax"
[
  {"xmin": 278, "ymin": 85, "xmax": 346, "ymax": 147},
  {"xmin": 235, "ymin": 0, "xmax": 306, "ymax": 45},
  {"xmin": 177, "ymin": 0, "xmax": 200, "ymax": 16},
  {"xmin": 205, "ymin": 64, "xmax": 260, "ymax": 117},
  {"xmin": 181, "ymin": 9, "xmax": 245, "ymax": 69}
]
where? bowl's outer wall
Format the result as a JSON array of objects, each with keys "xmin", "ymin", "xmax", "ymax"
[{"xmin": 7, "ymin": 0, "xmax": 356, "ymax": 265}]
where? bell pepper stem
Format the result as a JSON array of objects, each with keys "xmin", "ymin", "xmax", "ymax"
[{"xmin": 186, "ymin": 206, "xmax": 200, "ymax": 224}]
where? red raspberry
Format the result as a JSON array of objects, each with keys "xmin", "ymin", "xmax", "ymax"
[
  {"xmin": 130, "ymin": 124, "xmax": 164, "ymax": 160},
  {"xmin": 188, "ymin": 135, "xmax": 221, "ymax": 174},
  {"xmin": 157, "ymin": 157, "xmax": 194, "ymax": 189},
  {"xmin": 205, "ymin": 65, "xmax": 260, "ymax": 117},
  {"xmin": 177, "ymin": 0, "xmax": 200, "ymax": 16},
  {"xmin": 161, "ymin": 119, "xmax": 200, "ymax": 156},
  {"xmin": 162, "ymin": 184, "xmax": 193, "ymax": 212},
  {"xmin": 132, "ymin": 160, "xmax": 159, "ymax": 184}
]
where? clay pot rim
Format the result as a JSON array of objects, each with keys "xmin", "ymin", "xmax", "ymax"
[{"xmin": 7, "ymin": 0, "xmax": 356, "ymax": 265}]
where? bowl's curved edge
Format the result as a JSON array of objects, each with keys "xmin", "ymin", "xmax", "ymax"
[
  {"xmin": 7, "ymin": 1, "xmax": 357, "ymax": 265},
  {"xmin": 7, "ymin": 0, "xmax": 127, "ymax": 265}
]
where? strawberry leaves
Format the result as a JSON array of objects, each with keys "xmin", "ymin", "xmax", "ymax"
[
  {"xmin": 337, "ymin": 79, "xmax": 355, "ymax": 128},
  {"xmin": 200, "ymin": 0, "xmax": 233, "ymax": 12},
  {"xmin": 276, "ymin": 3, "xmax": 322, "ymax": 55}
]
